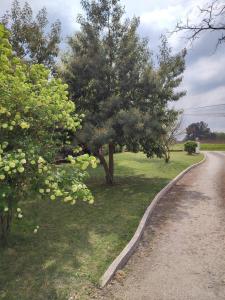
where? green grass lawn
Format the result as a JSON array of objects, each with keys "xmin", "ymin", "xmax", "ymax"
[
  {"xmin": 170, "ymin": 143, "xmax": 225, "ymax": 151},
  {"xmin": 169, "ymin": 143, "xmax": 184, "ymax": 151},
  {"xmin": 200, "ymin": 143, "xmax": 225, "ymax": 151},
  {"xmin": 0, "ymin": 152, "xmax": 203, "ymax": 300}
]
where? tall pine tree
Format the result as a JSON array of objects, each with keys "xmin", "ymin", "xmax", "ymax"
[{"xmin": 62, "ymin": 0, "xmax": 186, "ymax": 184}]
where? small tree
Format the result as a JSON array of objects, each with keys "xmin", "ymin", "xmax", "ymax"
[
  {"xmin": 1, "ymin": 0, "xmax": 61, "ymax": 69},
  {"xmin": 0, "ymin": 25, "xmax": 96, "ymax": 244},
  {"xmin": 139, "ymin": 36, "xmax": 186, "ymax": 161},
  {"xmin": 159, "ymin": 111, "xmax": 183, "ymax": 163},
  {"xmin": 184, "ymin": 141, "xmax": 198, "ymax": 155}
]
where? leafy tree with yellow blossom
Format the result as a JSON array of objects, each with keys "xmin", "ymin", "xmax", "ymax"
[{"xmin": 0, "ymin": 24, "xmax": 96, "ymax": 244}]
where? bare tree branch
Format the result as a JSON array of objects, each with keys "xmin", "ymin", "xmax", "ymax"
[{"xmin": 173, "ymin": 0, "xmax": 225, "ymax": 48}]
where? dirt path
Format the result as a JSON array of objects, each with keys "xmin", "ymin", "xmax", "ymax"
[{"xmin": 98, "ymin": 152, "xmax": 225, "ymax": 300}]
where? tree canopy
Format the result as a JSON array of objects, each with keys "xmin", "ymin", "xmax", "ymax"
[
  {"xmin": 62, "ymin": 0, "xmax": 186, "ymax": 184},
  {"xmin": 0, "ymin": 24, "xmax": 96, "ymax": 242},
  {"xmin": 185, "ymin": 121, "xmax": 211, "ymax": 141},
  {"xmin": 1, "ymin": 0, "xmax": 61, "ymax": 69}
]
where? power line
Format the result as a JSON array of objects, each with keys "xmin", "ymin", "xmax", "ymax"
[
  {"xmin": 184, "ymin": 113, "xmax": 225, "ymax": 117},
  {"xmin": 183, "ymin": 103, "xmax": 225, "ymax": 111}
]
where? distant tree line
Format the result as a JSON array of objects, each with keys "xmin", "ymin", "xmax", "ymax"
[{"xmin": 185, "ymin": 121, "xmax": 225, "ymax": 142}]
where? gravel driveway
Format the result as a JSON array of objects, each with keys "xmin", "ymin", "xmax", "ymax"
[{"xmin": 98, "ymin": 152, "xmax": 225, "ymax": 300}]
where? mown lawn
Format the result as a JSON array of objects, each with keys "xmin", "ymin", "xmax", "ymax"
[
  {"xmin": 170, "ymin": 143, "xmax": 225, "ymax": 151},
  {"xmin": 0, "ymin": 152, "xmax": 203, "ymax": 300},
  {"xmin": 200, "ymin": 143, "xmax": 225, "ymax": 151},
  {"xmin": 170, "ymin": 143, "xmax": 184, "ymax": 151}
]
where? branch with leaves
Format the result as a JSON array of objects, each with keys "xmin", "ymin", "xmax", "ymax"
[{"xmin": 1, "ymin": 0, "xmax": 61, "ymax": 69}]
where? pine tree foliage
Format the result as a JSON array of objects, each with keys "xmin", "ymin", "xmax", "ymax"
[
  {"xmin": 1, "ymin": 0, "xmax": 61, "ymax": 69},
  {"xmin": 62, "ymin": 0, "xmax": 186, "ymax": 184}
]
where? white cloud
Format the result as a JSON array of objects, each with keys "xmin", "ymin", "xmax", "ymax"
[
  {"xmin": 184, "ymin": 54, "xmax": 225, "ymax": 90},
  {"xmin": 139, "ymin": 0, "xmax": 208, "ymax": 49},
  {"xmin": 177, "ymin": 84, "xmax": 225, "ymax": 110},
  {"xmin": 140, "ymin": 5, "xmax": 184, "ymax": 30},
  {"xmin": 177, "ymin": 85, "xmax": 225, "ymax": 132}
]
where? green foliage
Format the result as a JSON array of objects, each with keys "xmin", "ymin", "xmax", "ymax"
[
  {"xmin": 184, "ymin": 141, "xmax": 198, "ymax": 155},
  {"xmin": 1, "ymin": 0, "xmax": 61, "ymax": 69},
  {"xmin": 213, "ymin": 132, "xmax": 225, "ymax": 141},
  {"xmin": 204, "ymin": 131, "xmax": 225, "ymax": 142},
  {"xmin": 170, "ymin": 142, "xmax": 225, "ymax": 152},
  {"xmin": 62, "ymin": 0, "xmax": 186, "ymax": 183},
  {"xmin": 185, "ymin": 121, "xmax": 211, "ymax": 141},
  {"xmin": 0, "ymin": 24, "xmax": 96, "ymax": 242}
]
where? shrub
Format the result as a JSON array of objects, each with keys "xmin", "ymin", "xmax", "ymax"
[
  {"xmin": 184, "ymin": 141, "xmax": 197, "ymax": 155},
  {"xmin": 0, "ymin": 25, "xmax": 96, "ymax": 243}
]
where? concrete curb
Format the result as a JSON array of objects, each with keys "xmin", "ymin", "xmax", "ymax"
[{"xmin": 99, "ymin": 152, "xmax": 207, "ymax": 287}]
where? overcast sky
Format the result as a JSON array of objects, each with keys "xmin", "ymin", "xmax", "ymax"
[{"xmin": 1, "ymin": 0, "xmax": 225, "ymax": 132}]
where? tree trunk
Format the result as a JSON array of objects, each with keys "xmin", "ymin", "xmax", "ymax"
[
  {"xmin": 165, "ymin": 154, "xmax": 170, "ymax": 163},
  {"xmin": 164, "ymin": 145, "xmax": 170, "ymax": 163},
  {"xmin": 165, "ymin": 150, "xmax": 170, "ymax": 163},
  {"xmin": 0, "ymin": 209, "xmax": 12, "ymax": 246},
  {"xmin": 108, "ymin": 143, "xmax": 114, "ymax": 184},
  {"xmin": 96, "ymin": 144, "xmax": 114, "ymax": 185}
]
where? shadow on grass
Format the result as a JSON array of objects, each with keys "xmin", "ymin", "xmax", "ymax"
[
  {"xmin": 0, "ymin": 172, "xmax": 169, "ymax": 300},
  {"xmin": 0, "ymin": 149, "xmax": 204, "ymax": 299}
]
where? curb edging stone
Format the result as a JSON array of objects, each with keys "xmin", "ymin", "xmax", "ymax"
[{"xmin": 99, "ymin": 152, "xmax": 207, "ymax": 287}]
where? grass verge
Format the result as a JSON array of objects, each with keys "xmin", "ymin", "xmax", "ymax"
[
  {"xmin": 200, "ymin": 143, "xmax": 225, "ymax": 151},
  {"xmin": 0, "ymin": 152, "xmax": 203, "ymax": 300},
  {"xmin": 170, "ymin": 143, "xmax": 225, "ymax": 151}
]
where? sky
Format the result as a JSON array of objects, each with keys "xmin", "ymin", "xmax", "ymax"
[{"xmin": 0, "ymin": 0, "xmax": 225, "ymax": 133}]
